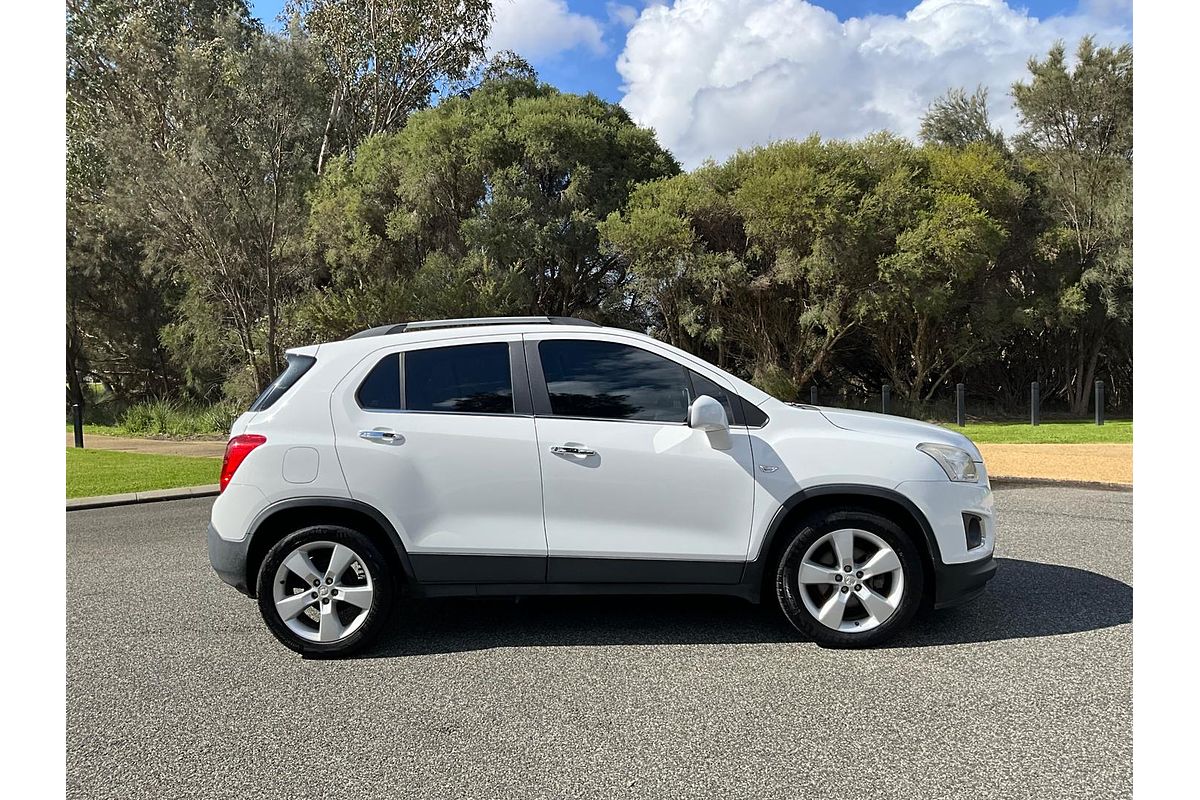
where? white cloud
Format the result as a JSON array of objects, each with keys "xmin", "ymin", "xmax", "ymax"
[
  {"xmin": 607, "ymin": 3, "xmax": 641, "ymax": 28},
  {"xmin": 616, "ymin": 0, "xmax": 1132, "ymax": 167},
  {"xmin": 489, "ymin": 0, "xmax": 607, "ymax": 59}
]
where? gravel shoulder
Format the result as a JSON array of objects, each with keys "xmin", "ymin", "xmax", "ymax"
[
  {"xmin": 979, "ymin": 443, "xmax": 1132, "ymax": 485},
  {"xmin": 66, "ymin": 487, "xmax": 1132, "ymax": 799}
]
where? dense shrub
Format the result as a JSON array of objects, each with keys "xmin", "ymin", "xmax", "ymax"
[{"xmin": 116, "ymin": 400, "xmax": 242, "ymax": 437}]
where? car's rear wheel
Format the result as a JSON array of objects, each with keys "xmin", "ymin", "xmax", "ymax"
[
  {"xmin": 774, "ymin": 508, "xmax": 924, "ymax": 647},
  {"xmin": 257, "ymin": 525, "xmax": 394, "ymax": 657}
]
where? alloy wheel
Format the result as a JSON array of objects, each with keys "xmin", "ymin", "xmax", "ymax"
[
  {"xmin": 272, "ymin": 540, "xmax": 375, "ymax": 643},
  {"xmin": 796, "ymin": 528, "xmax": 905, "ymax": 633}
]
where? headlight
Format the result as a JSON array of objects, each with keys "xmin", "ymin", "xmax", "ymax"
[{"xmin": 917, "ymin": 442, "xmax": 979, "ymax": 482}]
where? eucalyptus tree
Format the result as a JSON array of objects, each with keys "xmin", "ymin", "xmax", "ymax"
[
  {"xmin": 66, "ymin": 0, "xmax": 253, "ymax": 404},
  {"xmin": 1012, "ymin": 36, "xmax": 1133, "ymax": 413},
  {"xmin": 286, "ymin": 0, "xmax": 494, "ymax": 173},
  {"xmin": 301, "ymin": 74, "xmax": 679, "ymax": 339},
  {"xmin": 864, "ymin": 142, "xmax": 1026, "ymax": 402},
  {"xmin": 602, "ymin": 135, "xmax": 1030, "ymax": 404},
  {"xmin": 103, "ymin": 18, "xmax": 328, "ymax": 397},
  {"xmin": 603, "ymin": 137, "xmax": 894, "ymax": 399}
]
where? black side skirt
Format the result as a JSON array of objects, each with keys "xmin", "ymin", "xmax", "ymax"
[
  {"xmin": 408, "ymin": 553, "xmax": 748, "ymax": 592},
  {"xmin": 409, "ymin": 554, "xmax": 545, "ymax": 584},
  {"xmin": 548, "ymin": 557, "xmax": 742, "ymax": 584},
  {"xmin": 414, "ymin": 581, "xmax": 759, "ymax": 602}
]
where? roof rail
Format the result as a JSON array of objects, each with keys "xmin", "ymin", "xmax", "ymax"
[{"xmin": 346, "ymin": 315, "xmax": 600, "ymax": 340}]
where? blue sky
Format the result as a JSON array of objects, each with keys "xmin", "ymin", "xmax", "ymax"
[
  {"xmin": 247, "ymin": 1, "xmax": 1131, "ymax": 166},
  {"xmin": 247, "ymin": 1, "xmax": 1094, "ymax": 101}
]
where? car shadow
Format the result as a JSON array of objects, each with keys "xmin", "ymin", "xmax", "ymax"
[
  {"xmin": 357, "ymin": 558, "xmax": 1130, "ymax": 658},
  {"xmin": 887, "ymin": 557, "xmax": 1131, "ymax": 648}
]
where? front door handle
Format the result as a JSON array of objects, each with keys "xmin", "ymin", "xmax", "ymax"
[
  {"xmin": 359, "ymin": 429, "xmax": 404, "ymax": 445},
  {"xmin": 550, "ymin": 445, "xmax": 596, "ymax": 457}
]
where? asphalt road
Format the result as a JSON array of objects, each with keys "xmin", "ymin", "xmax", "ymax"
[{"xmin": 66, "ymin": 486, "xmax": 1132, "ymax": 799}]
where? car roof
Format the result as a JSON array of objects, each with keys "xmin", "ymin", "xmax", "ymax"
[
  {"xmin": 291, "ymin": 318, "xmax": 772, "ymax": 406},
  {"xmin": 345, "ymin": 316, "xmax": 599, "ymax": 339}
]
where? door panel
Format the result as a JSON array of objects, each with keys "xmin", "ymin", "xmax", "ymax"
[
  {"xmin": 534, "ymin": 416, "xmax": 755, "ymax": 569},
  {"xmin": 526, "ymin": 333, "xmax": 757, "ymax": 579},
  {"xmin": 331, "ymin": 338, "xmax": 547, "ymax": 583}
]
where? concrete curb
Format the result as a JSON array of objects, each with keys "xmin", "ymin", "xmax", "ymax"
[
  {"xmin": 67, "ymin": 484, "xmax": 220, "ymax": 511},
  {"xmin": 990, "ymin": 475, "xmax": 1132, "ymax": 492}
]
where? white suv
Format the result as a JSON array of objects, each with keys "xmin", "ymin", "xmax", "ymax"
[{"xmin": 208, "ymin": 316, "xmax": 996, "ymax": 656}]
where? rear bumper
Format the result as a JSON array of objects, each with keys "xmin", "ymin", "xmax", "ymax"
[
  {"xmin": 932, "ymin": 553, "xmax": 997, "ymax": 609},
  {"xmin": 208, "ymin": 523, "xmax": 252, "ymax": 595}
]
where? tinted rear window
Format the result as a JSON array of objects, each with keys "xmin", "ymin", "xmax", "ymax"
[
  {"xmin": 357, "ymin": 354, "xmax": 401, "ymax": 410},
  {"xmin": 405, "ymin": 343, "xmax": 514, "ymax": 414},
  {"xmin": 250, "ymin": 354, "xmax": 316, "ymax": 411}
]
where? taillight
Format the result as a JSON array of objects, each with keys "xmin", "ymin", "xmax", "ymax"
[{"xmin": 220, "ymin": 434, "xmax": 266, "ymax": 492}]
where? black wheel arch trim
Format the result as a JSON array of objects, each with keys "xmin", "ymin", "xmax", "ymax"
[
  {"xmin": 743, "ymin": 483, "xmax": 945, "ymax": 591},
  {"xmin": 246, "ymin": 496, "xmax": 418, "ymax": 585}
]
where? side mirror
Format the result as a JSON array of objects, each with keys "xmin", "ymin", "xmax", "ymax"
[{"xmin": 689, "ymin": 395, "xmax": 729, "ymax": 433}]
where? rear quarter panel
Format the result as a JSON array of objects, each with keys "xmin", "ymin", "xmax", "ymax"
[{"xmin": 212, "ymin": 355, "xmax": 351, "ymax": 542}]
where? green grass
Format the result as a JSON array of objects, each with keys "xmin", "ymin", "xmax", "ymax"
[
  {"xmin": 66, "ymin": 449, "xmax": 221, "ymax": 498},
  {"xmin": 941, "ymin": 419, "xmax": 1132, "ymax": 444}
]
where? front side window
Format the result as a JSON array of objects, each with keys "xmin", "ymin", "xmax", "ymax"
[
  {"xmin": 405, "ymin": 342, "xmax": 513, "ymax": 414},
  {"xmin": 539, "ymin": 340, "xmax": 691, "ymax": 422},
  {"xmin": 688, "ymin": 370, "xmax": 736, "ymax": 423}
]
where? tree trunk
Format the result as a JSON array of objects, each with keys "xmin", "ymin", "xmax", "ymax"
[
  {"xmin": 1073, "ymin": 331, "xmax": 1105, "ymax": 416},
  {"xmin": 66, "ymin": 333, "xmax": 86, "ymax": 412},
  {"xmin": 316, "ymin": 84, "xmax": 343, "ymax": 176}
]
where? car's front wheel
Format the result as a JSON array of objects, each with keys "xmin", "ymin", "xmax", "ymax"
[
  {"xmin": 774, "ymin": 508, "xmax": 924, "ymax": 647},
  {"xmin": 257, "ymin": 525, "xmax": 394, "ymax": 657}
]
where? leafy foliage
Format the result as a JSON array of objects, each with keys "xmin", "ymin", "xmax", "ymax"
[
  {"xmin": 1012, "ymin": 37, "xmax": 1133, "ymax": 413},
  {"xmin": 287, "ymin": 0, "xmax": 494, "ymax": 172},
  {"xmin": 66, "ymin": 1, "xmax": 253, "ymax": 404},
  {"xmin": 919, "ymin": 87, "xmax": 1006, "ymax": 150},
  {"xmin": 602, "ymin": 135, "xmax": 1029, "ymax": 403},
  {"xmin": 118, "ymin": 399, "xmax": 242, "ymax": 437},
  {"xmin": 300, "ymin": 76, "xmax": 679, "ymax": 339},
  {"xmin": 64, "ymin": 12, "xmax": 1133, "ymax": 418}
]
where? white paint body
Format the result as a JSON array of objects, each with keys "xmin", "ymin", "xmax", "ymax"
[{"xmin": 210, "ymin": 323, "xmax": 994, "ymax": 570}]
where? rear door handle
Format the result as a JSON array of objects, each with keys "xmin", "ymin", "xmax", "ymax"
[
  {"xmin": 359, "ymin": 429, "xmax": 404, "ymax": 445},
  {"xmin": 550, "ymin": 445, "xmax": 596, "ymax": 457}
]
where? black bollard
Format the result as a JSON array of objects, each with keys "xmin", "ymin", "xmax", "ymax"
[
  {"xmin": 810, "ymin": 386, "xmax": 818, "ymax": 405},
  {"xmin": 956, "ymin": 383, "xmax": 966, "ymax": 426},
  {"xmin": 1095, "ymin": 381, "xmax": 1104, "ymax": 426},
  {"xmin": 1031, "ymin": 381, "xmax": 1040, "ymax": 426},
  {"xmin": 881, "ymin": 384, "xmax": 891, "ymax": 415},
  {"xmin": 73, "ymin": 403, "xmax": 84, "ymax": 448}
]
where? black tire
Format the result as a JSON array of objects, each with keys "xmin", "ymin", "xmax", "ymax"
[
  {"xmin": 256, "ymin": 525, "xmax": 395, "ymax": 658},
  {"xmin": 774, "ymin": 507, "xmax": 924, "ymax": 648}
]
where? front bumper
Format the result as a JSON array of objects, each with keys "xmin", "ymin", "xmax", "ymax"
[
  {"xmin": 895, "ymin": 475, "xmax": 996, "ymax": 564},
  {"xmin": 208, "ymin": 523, "xmax": 252, "ymax": 595},
  {"xmin": 932, "ymin": 553, "xmax": 997, "ymax": 609},
  {"xmin": 894, "ymin": 472, "xmax": 997, "ymax": 609}
]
